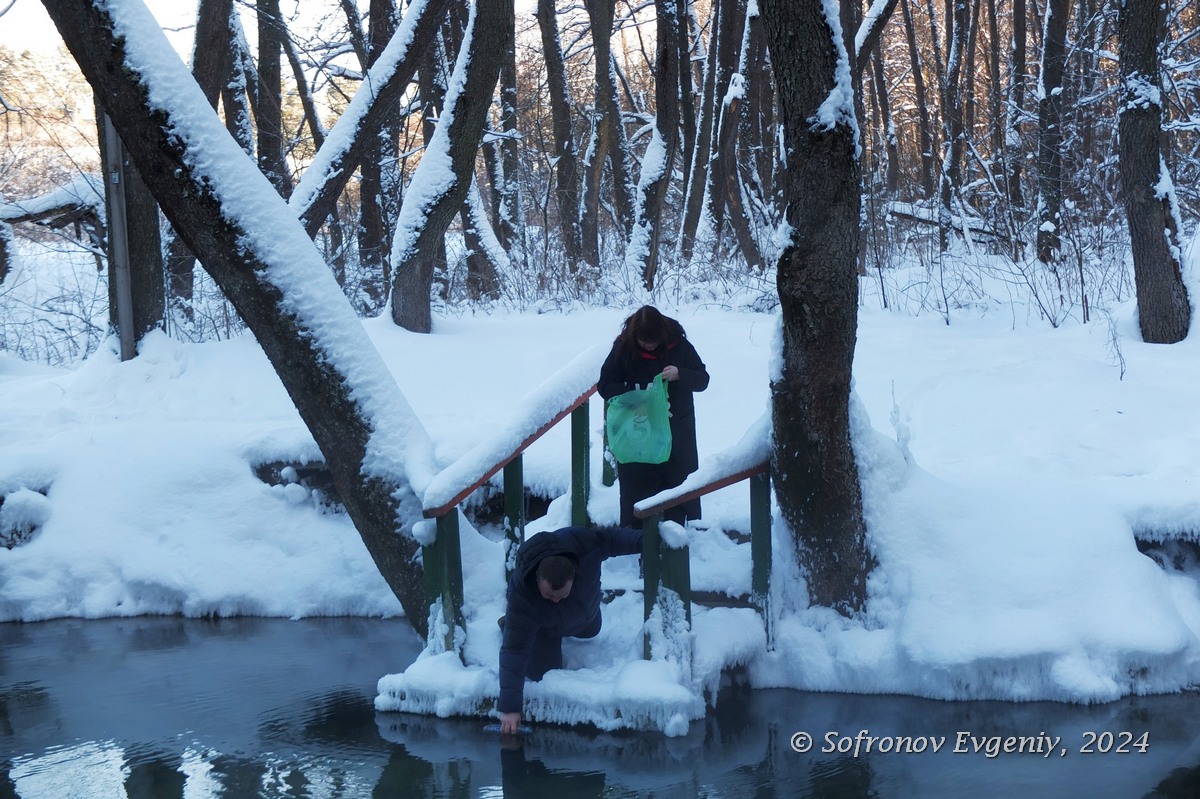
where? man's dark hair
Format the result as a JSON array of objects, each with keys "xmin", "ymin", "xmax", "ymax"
[{"xmin": 536, "ymin": 555, "xmax": 575, "ymax": 590}]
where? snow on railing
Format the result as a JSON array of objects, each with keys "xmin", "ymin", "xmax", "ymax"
[
  {"xmin": 633, "ymin": 410, "xmax": 771, "ymax": 519},
  {"xmin": 421, "ymin": 343, "xmax": 607, "ymax": 517}
]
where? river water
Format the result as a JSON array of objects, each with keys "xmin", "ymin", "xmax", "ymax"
[{"xmin": 2, "ymin": 617, "xmax": 1199, "ymax": 798}]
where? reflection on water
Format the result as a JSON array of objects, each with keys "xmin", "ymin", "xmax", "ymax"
[{"xmin": 2, "ymin": 617, "xmax": 1200, "ymax": 798}]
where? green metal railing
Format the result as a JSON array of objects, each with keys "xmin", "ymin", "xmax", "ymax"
[
  {"xmin": 634, "ymin": 464, "xmax": 774, "ymax": 652},
  {"xmin": 420, "ymin": 382, "xmax": 773, "ymax": 658},
  {"xmin": 421, "ymin": 387, "xmax": 595, "ymax": 655}
]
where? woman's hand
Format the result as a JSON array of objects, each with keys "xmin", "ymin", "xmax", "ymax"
[
  {"xmin": 500, "ymin": 711, "xmax": 523, "ymax": 734},
  {"xmin": 661, "ymin": 365, "xmax": 679, "ymax": 381}
]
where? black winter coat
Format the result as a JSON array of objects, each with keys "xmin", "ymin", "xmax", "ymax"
[
  {"xmin": 598, "ymin": 335, "xmax": 709, "ymax": 522},
  {"xmin": 598, "ymin": 336, "xmax": 709, "ymax": 470},
  {"xmin": 498, "ymin": 526, "xmax": 642, "ymax": 713}
]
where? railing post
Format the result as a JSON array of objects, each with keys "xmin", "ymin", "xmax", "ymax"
[
  {"xmin": 641, "ymin": 514, "xmax": 691, "ymax": 659},
  {"xmin": 642, "ymin": 514, "xmax": 661, "ymax": 660},
  {"xmin": 502, "ymin": 455, "xmax": 525, "ymax": 582},
  {"xmin": 423, "ymin": 511, "xmax": 466, "ymax": 658},
  {"xmin": 571, "ymin": 401, "xmax": 590, "ymax": 527},
  {"xmin": 750, "ymin": 471, "xmax": 773, "ymax": 648}
]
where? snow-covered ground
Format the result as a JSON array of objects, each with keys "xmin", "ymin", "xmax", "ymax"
[{"xmin": 4, "ymin": 240, "xmax": 1200, "ymax": 735}]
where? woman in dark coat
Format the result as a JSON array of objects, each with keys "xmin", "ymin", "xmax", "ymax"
[{"xmin": 598, "ymin": 306, "xmax": 710, "ymax": 526}]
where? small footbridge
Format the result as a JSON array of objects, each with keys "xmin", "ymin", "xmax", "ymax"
[{"xmin": 376, "ymin": 346, "xmax": 775, "ymax": 734}]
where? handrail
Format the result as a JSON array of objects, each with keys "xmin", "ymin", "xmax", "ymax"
[
  {"xmin": 633, "ymin": 461, "xmax": 769, "ymax": 519},
  {"xmin": 422, "ymin": 385, "xmax": 597, "ymax": 518}
]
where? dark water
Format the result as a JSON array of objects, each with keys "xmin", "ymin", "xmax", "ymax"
[{"xmin": 2, "ymin": 618, "xmax": 1199, "ymax": 798}]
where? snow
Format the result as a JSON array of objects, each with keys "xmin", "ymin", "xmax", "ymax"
[
  {"xmin": 0, "ymin": 174, "xmax": 104, "ymax": 221},
  {"xmin": 5, "ymin": 237, "xmax": 1200, "ymax": 735}
]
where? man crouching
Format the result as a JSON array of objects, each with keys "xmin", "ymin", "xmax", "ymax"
[{"xmin": 497, "ymin": 525, "xmax": 643, "ymax": 734}]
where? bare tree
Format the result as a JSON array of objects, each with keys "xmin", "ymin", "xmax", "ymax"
[
  {"xmin": 761, "ymin": 0, "xmax": 875, "ymax": 613},
  {"xmin": 1118, "ymin": 0, "xmax": 1190, "ymax": 344}
]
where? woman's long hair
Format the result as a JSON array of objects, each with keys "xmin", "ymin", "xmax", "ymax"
[{"xmin": 614, "ymin": 306, "xmax": 684, "ymax": 357}]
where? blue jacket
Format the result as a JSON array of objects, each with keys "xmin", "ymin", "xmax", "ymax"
[{"xmin": 497, "ymin": 526, "xmax": 642, "ymax": 713}]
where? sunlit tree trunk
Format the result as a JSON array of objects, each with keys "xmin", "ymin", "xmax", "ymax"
[{"xmin": 901, "ymin": 0, "xmax": 936, "ymax": 199}]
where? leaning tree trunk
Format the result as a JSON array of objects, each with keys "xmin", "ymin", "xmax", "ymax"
[
  {"xmin": 1117, "ymin": 0, "xmax": 1190, "ymax": 344},
  {"xmin": 42, "ymin": 0, "xmax": 436, "ymax": 637},
  {"xmin": 389, "ymin": 0, "xmax": 510, "ymax": 333},
  {"xmin": 760, "ymin": 0, "xmax": 874, "ymax": 614}
]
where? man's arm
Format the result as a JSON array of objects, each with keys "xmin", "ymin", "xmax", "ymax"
[
  {"xmin": 596, "ymin": 526, "xmax": 643, "ymax": 558},
  {"xmin": 497, "ymin": 606, "xmax": 535, "ymax": 719}
]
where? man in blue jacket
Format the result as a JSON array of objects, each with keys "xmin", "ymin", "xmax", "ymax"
[{"xmin": 497, "ymin": 525, "xmax": 643, "ymax": 734}]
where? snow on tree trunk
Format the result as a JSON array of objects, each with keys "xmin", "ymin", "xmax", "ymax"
[
  {"xmin": 626, "ymin": 0, "xmax": 681, "ymax": 291},
  {"xmin": 1117, "ymin": 0, "xmax": 1191, "ymax": 344},
  {"xmin": 389, "ymin": 0, "xmax": 510, "ymax": 333},
  {"xmin": 761, "ymin": 0, "xmax": 874, "ymax": 614},
  {"xmin": 41, "ymin": 0, "xmax": 440, "ymax": 636}
]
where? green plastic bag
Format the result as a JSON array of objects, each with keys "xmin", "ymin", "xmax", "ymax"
[{"xmin": 605, "ymin": 374, "xmax": 672, "ymax": 464}]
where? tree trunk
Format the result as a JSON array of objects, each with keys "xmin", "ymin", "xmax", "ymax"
[
  {"xmin": 535, "ymin": 0, "xmax": 583, "ymax": 269},
  {"xmin": 1006, "ymin": 0, "xmax": 1028, "ymax": 210},
  {"xmin": 902, "ymin": 0, "xmax": 936, "ymax": 199},
  {"xmin": 760, "ymin": 0, "xmax": 873, "ymax": 614},
  {"xmin": 389, "ymin": 0, "xmax": 511, "ymax": 332},
  {"xmin": 628, "ymin": 0, "xmax": 681, "ymax": 290},
  {"xmin": 678, "ymin": 0, "xmax": 721, "ymax": 262},
  {"xmin": 934, "ymin": 0, "xmax": 971, "ymax": 253},
  {"xmin": 587, "ymin": 0, "xmax": 634, "ymax": 237},
  {"xmin": 357, "ymin": 0, "xmax": 400, "ymax": 312},
  {"xmin": 1118, "ymin": 0, "xmax": 1191, "ymax": 344},
  {"xmin": 255, "ymin": 0, "xmax": 291, "ymax": 198},
  {"xmin": 42, "ymin": 0, "xmax": 435, "ymax": 635},
  {"xmin": 699, "ymin": 0, "xmax": 746, "ymax": 251},
  {"xmin": 494, "ymin": 10, "xmax": 521, "ymax": 255},
  {"xmin": 1035, "ymin": 0, "xmax": 1069, "ymax": 264}
]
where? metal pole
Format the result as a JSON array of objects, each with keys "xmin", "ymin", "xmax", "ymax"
[
  {"xmin": 750, "ymin": 471, "xmax": 773, "ymax": 648},
  {"xmin": 570, "ymin": 401, "xmax": 590, "ymax": 527},
  {"xmin": 503, "ymin": 456, "xmax": 525, "ymax": 583},
  {"xmin": 102, "ymin": 114, "xmax": 136, "ymax": 362}
]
